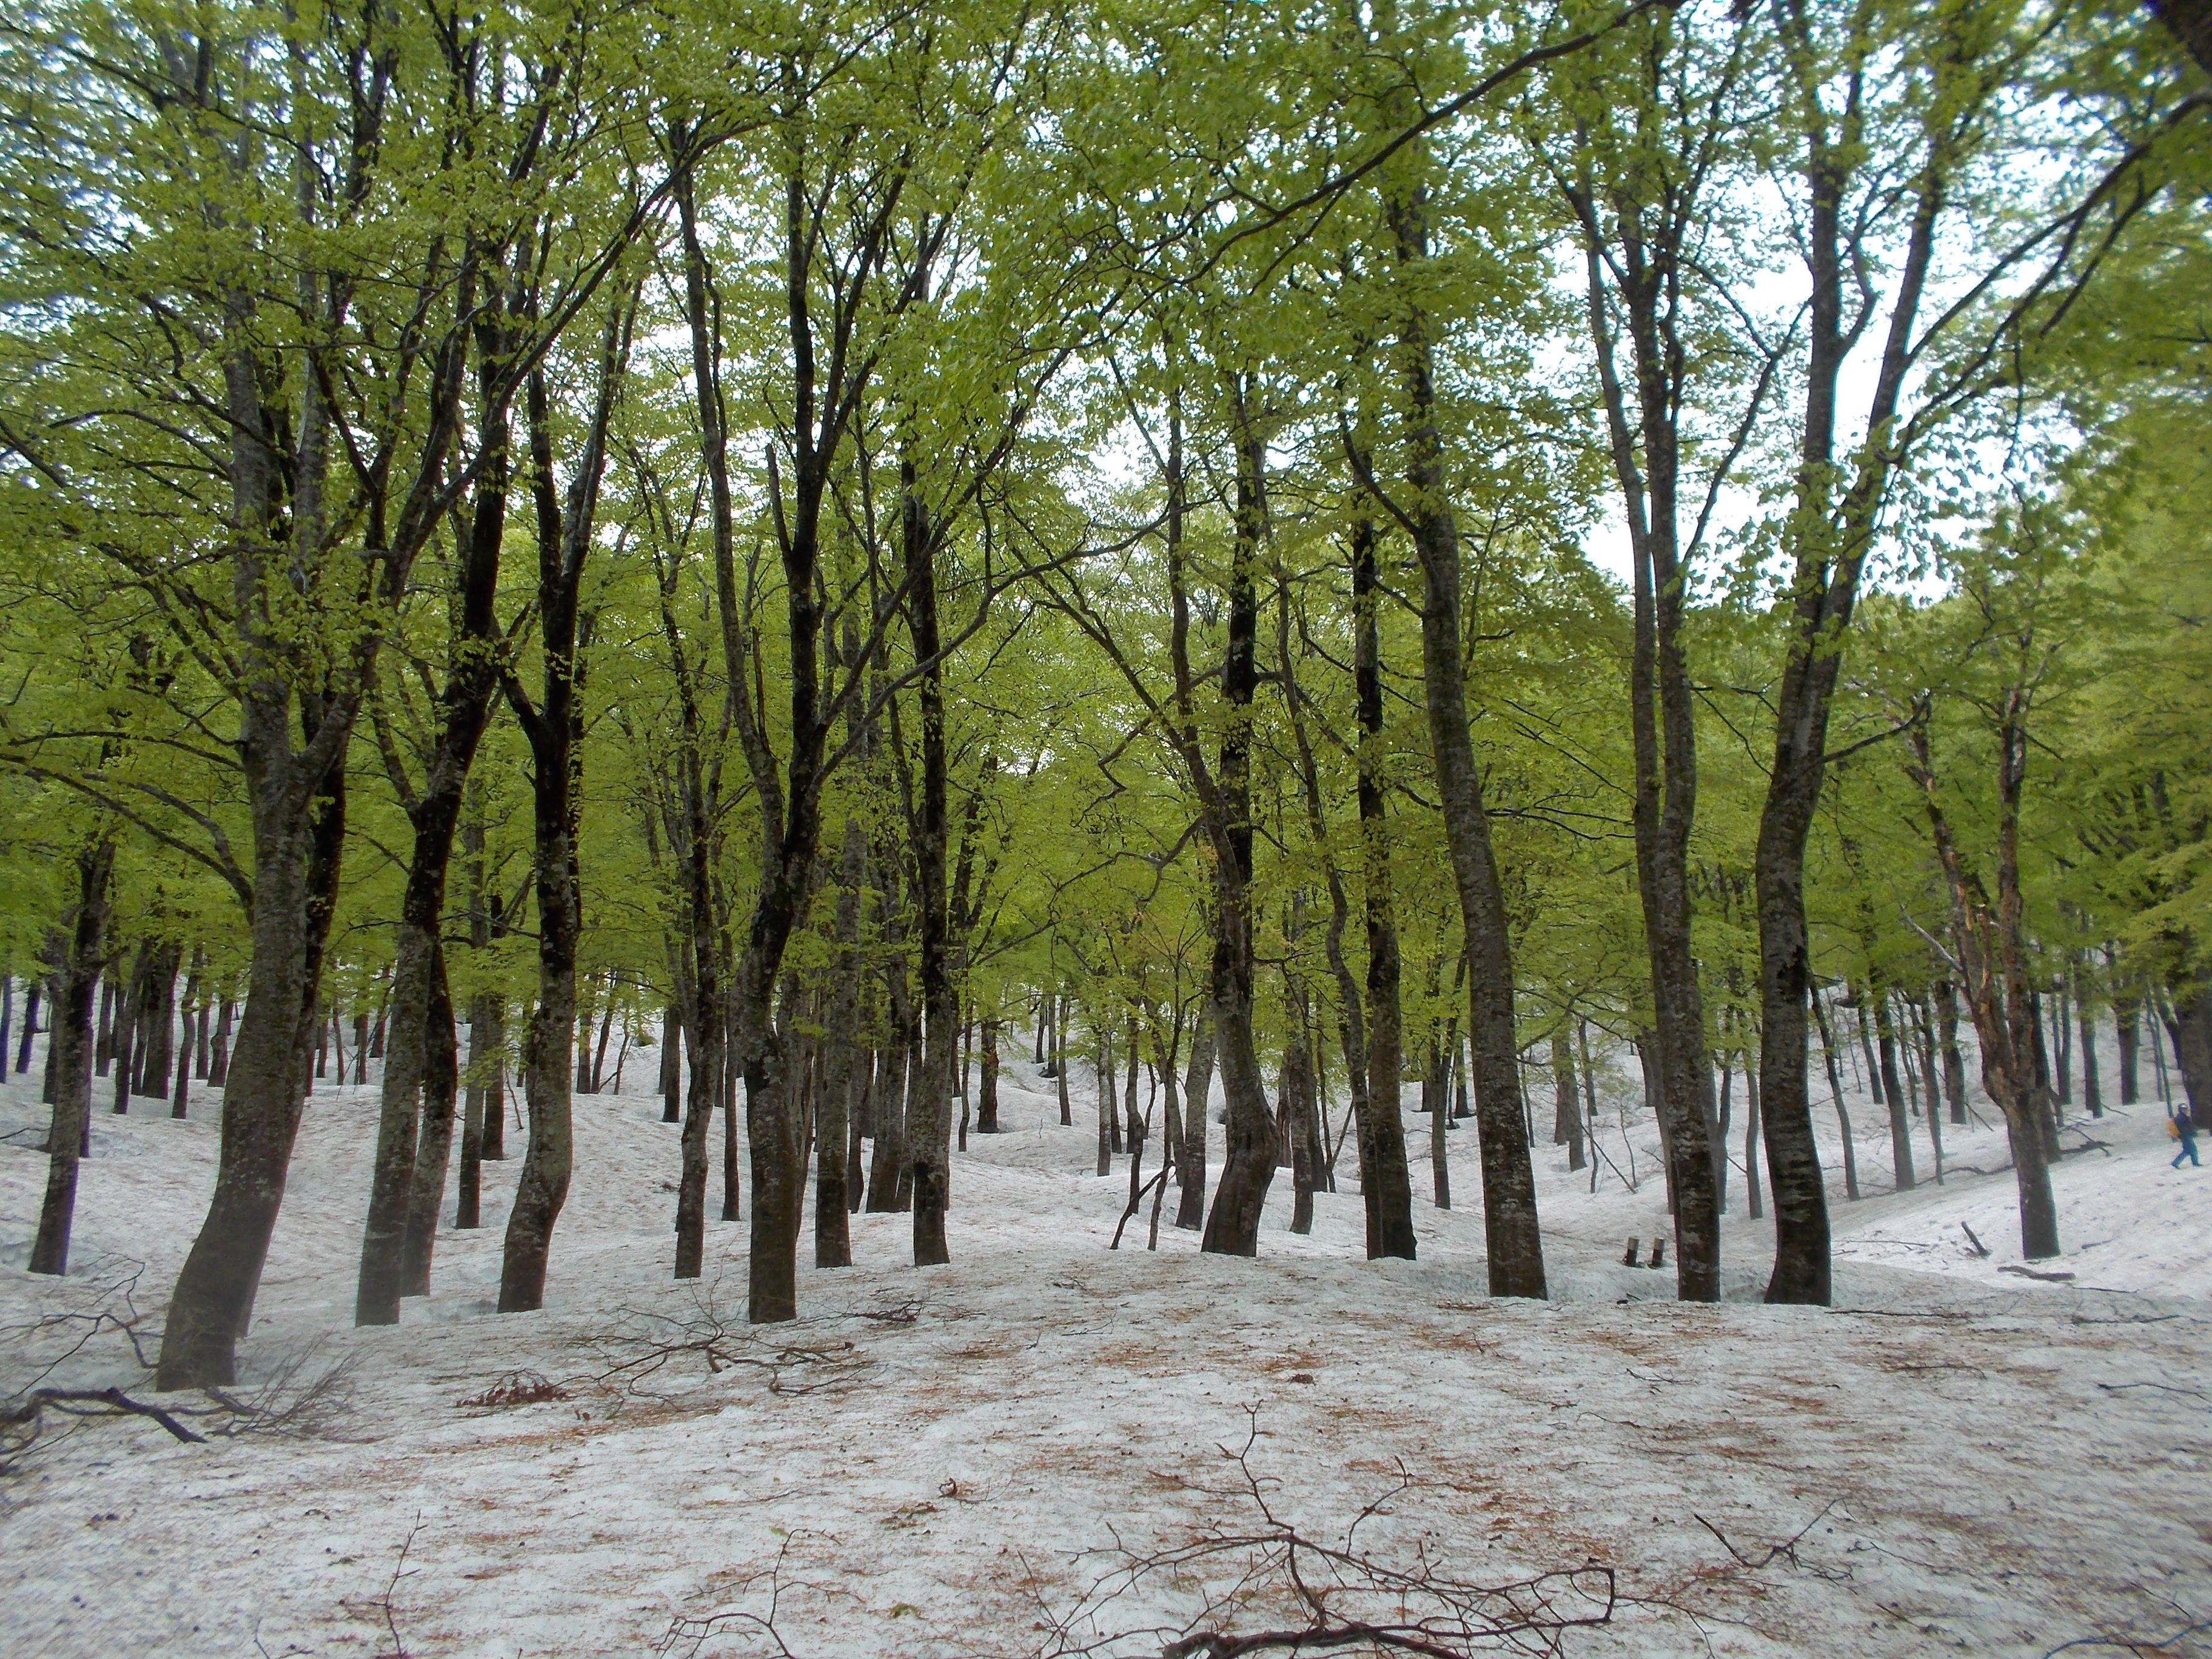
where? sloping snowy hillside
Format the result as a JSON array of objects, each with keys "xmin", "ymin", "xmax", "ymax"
[{"xmin": 2, "ymin": 1036, "xmax": 2207, "ymax": 1658}]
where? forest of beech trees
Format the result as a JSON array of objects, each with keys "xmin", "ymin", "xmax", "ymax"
[{"xmin": 0, "ymin": 0, "xmax": 2208, "ymax": 1412}]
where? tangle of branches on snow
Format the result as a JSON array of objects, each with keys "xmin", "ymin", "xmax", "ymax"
[{"xmin": 1034, "ymin": 1409, "xmax": 1617, "ymax": 1658}]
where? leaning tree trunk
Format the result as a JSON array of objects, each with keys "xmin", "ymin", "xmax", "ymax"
[
  {"xmin": 156, "ymin": 734, "xmax": 350, "ymax": 1389},
  {"xmin": 1908, "ymin": 723, "xmax": 2060, "ymax": 1259}
]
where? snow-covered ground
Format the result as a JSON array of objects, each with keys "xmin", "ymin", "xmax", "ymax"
[{"xmin": 2, "ymin": 1027, "xmax": 2207, "ymax": 1658}]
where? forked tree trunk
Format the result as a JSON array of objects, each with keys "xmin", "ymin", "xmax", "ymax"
[{"xmin": 499, "ymin": 301, "xmax": 632, "ymax": 1313}]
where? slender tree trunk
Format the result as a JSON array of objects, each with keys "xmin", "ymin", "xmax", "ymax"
[
  {"xmin": 32, "ymin": 842, "xmax": 114, "ymax": 1276},
  {"xmin": 93, "ymin": 977, "xmax": 111, "ymax": 1076},
  {"xmin": 1388, "ymin": 192, "xmax": 1544, "ymax": 1298},
  {"xmin": 1198, "ymin": 397, "xmax": 1278, "ymax": 1258},
  {"xmin": 1095, "ymin": 1023, "xmax": 1113, "ymax": 1178},
  {"xmin": 1808, "ymin": 989, "xmax": 1860, "ymax": 1199},
  {"xmin": 2116, "ymin": 994, "xmax": 2141, "ymax": 1105},
  {"xmin": 1427, "ymin": 1022, "xmax": 1453, "ymax": 1211},
  {"xmin": 209, "ymin": 999, "xmax": 233, "ymax": 1088},
  {"xmin": 1936, "ymin": 979, "xmax": 1969, "ymax": 1122},
  {"xmin": 110, "ymin": 951, "xmax": 140, "ymax": 1116},
  {"xmin": 905, "ymin": 463, "xmax": 958, "ymax": 1270},
  {"xmin": 354, "ymin": 379, "xmax": 510, "ymax": 1324},
  {"xmin": 977, "ymin": 1013, "xmax": 1001, "ymax": 1134},
  {"xmin": 1056, "ymin": 996, "xmax": 1073, "ymax": 1127},
  {"xmin": 15, "ymin": 979, "xmax": 39, "ymax": 1077},
  {"xmin": 1552, "ymin": 1031, "xmax": 1585, "ymax": 1171},
  {"xmin": 498, "ymin": 312, "xmax": 628, "ymax": 1314},
  {"xmin": 866, "ymin": 1025, "xmax": 911, "ymax": 1212},
  {"xmin": 1177, "ymin": 1008, "xmax": 1213, "ymax": 1230},
  {"xmin": 815, "ymin": 817, "xmax": 865, "ymax": 1269},
  {"xmin": 399, "ymin": 945, "xmax": 459, "ymax": 1295},
  {"xmin": 1906, "ymin": 724, "xmax": 2059, "ymax": 1258},
  {"xmin": 2078, "ymin": 999, "xmax": 2103, "ymax": 1118},
  {"xmin": 1872, "ymin": 984, "xmax": 1914, "ymax": 1191},
  {"xmin": 458, "ymin": 996, "xmax": 495, "ymax": 1231},
  {"xmin": 662, "ymin": 1005, "xmax": 682, "ymax": 1124}
]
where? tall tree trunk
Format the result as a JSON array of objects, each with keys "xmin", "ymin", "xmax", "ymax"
[
  {"xmin": 354, "ymin": 317, "xmax": 511, "ymax": 1326},
  {"xmin": 1387, "ymin": 190, "xmax": 1544, "ymax": 1298},
  {"xmin": 905, "ymin": 462, "xmax": 959, "ymax": 1269},
  {"xmin": 32, "ymin": 840, "xmax": 115, "ymax": 1276},
  {"xmin": 1907, "ymin": 723, "xmax": 2060, "ymax": 1258},
  {"xmin": 1285, "ymin": 509, "xmax": 1413, "ymax": 1259},
  {"xmin": 458, "ymin": 996, "xmax": 497, "ymax": 1231},
  {"xmin": 498, "ymin": 299, "xmax": 632, "ymax": 1314},
  {"xmin": 1198, "ymin": 393, "xmax": 1278, "ymax": 1258}
]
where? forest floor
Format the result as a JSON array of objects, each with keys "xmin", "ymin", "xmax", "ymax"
[{"xmin": 2, "ymin": 1042, "xmax": 2208, "ymax": 1659}]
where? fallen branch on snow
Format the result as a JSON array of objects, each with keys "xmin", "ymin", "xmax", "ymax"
[{"xmin": 1037, "ymin": 1408, "xmax": 1616, "ymax": 1658}]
